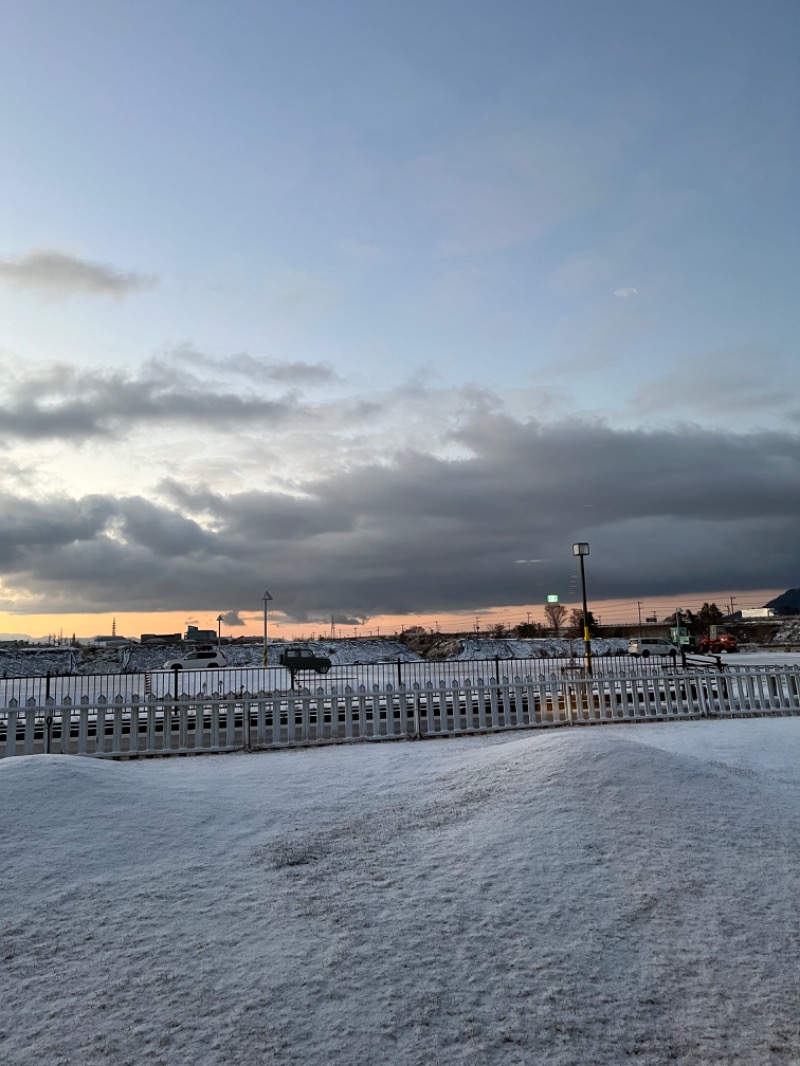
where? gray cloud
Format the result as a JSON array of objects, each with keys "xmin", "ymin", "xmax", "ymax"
[
  {"xmin": 0, "ymin": 417, "xmax": 797, "ymax": 619},
  {"xmin": 0, "ymin": 250, "xmax": 156, "ymax": 298},
  {"xmin": 333, "ymin": 615, "xmax": 367, "ymax": 627},
  {"xmin": 632, "ymin": 344, "xmax": 798, "ymax": 418},
  {"xmin": 0, "ymin": 359, "xmax": 309, "ymax": 441},
  {"xmin": 166, "ymin": 345, "xmax": 342, "ymax": 387},
  {"xmin": 220, "ymin": 610, "xmax": 245, "ymax": 627}
]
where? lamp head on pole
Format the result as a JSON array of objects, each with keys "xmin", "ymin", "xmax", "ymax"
[
  {"xmin": 262, "ymin": 591, "xmax": 273, "ymax": 604},
  {"xmin": 572, "ymin": 542, "xmax": 590, "ymax": 556}
]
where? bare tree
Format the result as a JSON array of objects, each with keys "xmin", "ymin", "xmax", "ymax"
[{"xmin": 544, "ymin": 602, "xmax": 567, "ymax": 636}]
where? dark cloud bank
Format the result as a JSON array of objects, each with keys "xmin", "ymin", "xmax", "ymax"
[
  {"xmin": 0, "ymin": 364, "xmax": 308, "ymax": 441},
  {"xmin": 0, "ymin": 415, "xmax": 797, "ymax": 619}
]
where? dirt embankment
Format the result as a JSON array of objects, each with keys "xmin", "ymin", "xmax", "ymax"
[{"xmin": 398, "ymin": 632, "xmax": 462, "ymax": 660}]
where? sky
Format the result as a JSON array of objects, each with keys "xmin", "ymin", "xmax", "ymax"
[{"xmin": 0, "ymin": 0, "xmax": 798, "ymax": 639}]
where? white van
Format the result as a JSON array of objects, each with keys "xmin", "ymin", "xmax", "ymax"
[
  {"xmin": 628, "ymin": 637, "xmax": 677, "ymax": 658},
  {"xmin": 161, "ymin": 649, "xmax": 227, "ymax": 669}
]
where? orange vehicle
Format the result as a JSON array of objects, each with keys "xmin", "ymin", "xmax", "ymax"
[{"xmin": 697, "ymin": 626, "xmax": 738, "ymax": 654}]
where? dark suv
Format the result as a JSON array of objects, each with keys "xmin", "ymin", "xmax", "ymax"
[{"xmin": 277, "ymin": 647, "xmax": 332, "ymax": 673}]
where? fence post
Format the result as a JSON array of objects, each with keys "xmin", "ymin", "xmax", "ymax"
[
  {"xmin": 397, "ymin": 659, "xmax": 403, "ymax": 687},
  {"xmin": 412, "ymin": 683, "xmax": 421, "ymax": 738},
  {"xmin": 768, "ymin": 674, "xmax": 781, "ymax": 711},
  {"xmin": 717, "ymin": 666, "xmax": 729, "ymax": 712},
  {"xmin": 697, "ymin": 677, "xmax": 710, "ymax": 718},
  {"xmin": 243, "ymin": 698, "xmax": 251, "ymax": 750}
]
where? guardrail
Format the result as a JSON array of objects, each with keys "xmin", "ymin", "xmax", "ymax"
[
  {"xmin": 0, "ymin": 653, "xmax": 717, "ymax": 708},
  {"xmin": 2, "ymin": 662, "xmax": 798, "ymax": 759}
]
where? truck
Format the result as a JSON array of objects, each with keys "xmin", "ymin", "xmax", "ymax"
[
  {"xmin": 276, "ymin": 646, "xmax": 332, "ymax": 676},
  {"xmin": 669, "ymin": 626, "xmax": 696, "ymax": 651},
  {"xmin": 696, "ymin": 626, "xmax": 738, "ymax": 654}
]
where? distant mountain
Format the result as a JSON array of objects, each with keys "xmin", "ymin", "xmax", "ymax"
[{"xmin": 764, "ymin": 588, "xmax": 800, "ymax": 615}]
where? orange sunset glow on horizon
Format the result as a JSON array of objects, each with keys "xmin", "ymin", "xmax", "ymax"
[{"xmin": 0, "ymin": 588, "xmax": 785, "ymax": 644}]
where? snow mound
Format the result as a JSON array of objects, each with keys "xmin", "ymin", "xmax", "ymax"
[
  {"xmin": 2, "ymin": 721, "xmax": 799, "ymax": 1065},
  {"xmin": 455, "ymin": 636, "xmax": 628, "ymax": 659}
]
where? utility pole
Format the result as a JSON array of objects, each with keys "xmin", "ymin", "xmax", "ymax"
[
  {"xmin": 572, "ymin": 543, "xmax": 592, "ymax": 676},
  {"xmin": 262, "ymin": 591, "xmax": 273, "ymax": 664},
  {"xmin": 637, "ymin": 601, "xmax": 643, "ymax": 637},
  {"xmin": 729, "ymin": 597, "xmax": 736, "ymax": 619}
]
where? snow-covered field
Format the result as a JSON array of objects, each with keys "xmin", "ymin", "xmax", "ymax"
[
  {"xmin": 0, "ymin": 637, "xmax": 633, "ymax": 680},
  {"xmin": 2, "ymin": 616, "xmax": 799, "ymax": 681},
  {"xmin": 2, "ymin": 719, "xmax": 799, "ymax": 1065}
]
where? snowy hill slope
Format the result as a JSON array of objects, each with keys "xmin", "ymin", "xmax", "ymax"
[{"xmin": 2, "ymin": 720, "xmax": 799, "ymax": 1065}]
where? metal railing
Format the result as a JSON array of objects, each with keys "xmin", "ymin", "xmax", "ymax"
[
  {"xmin": 0, "ymin": 653, "xmax": 718, "ymax": 708},
  {"xmin": 2, "ymin": 662, "xmax": 798, "ymax": 759}
]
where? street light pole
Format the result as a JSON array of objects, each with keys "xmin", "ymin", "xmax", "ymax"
[
  {"xmin": 216, "ymin": 613, "xmax": 224, "ymax": 649},
  {"xmin": 572, "ymin": 543, "xmax": 592, "ymax": 676},
  {"xmin": 262, "ymin": 591, "xmax": 273, "ymax": 665}
]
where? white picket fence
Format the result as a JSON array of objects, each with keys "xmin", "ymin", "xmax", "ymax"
[{"xmin": 1, "ymin": 665, "xmax": 799, "ymax": 760}]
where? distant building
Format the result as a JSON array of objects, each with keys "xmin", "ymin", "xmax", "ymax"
[
  {"xmin": 140, "ymin": 633, "xmax": 182, "ymax": 644},
  {"xmin": 741, "ymin": 608, "xmax": 777, "ymax": 619},
  {"xmin": 185, "ymin": 625, "xmax": 217, "ymax": 642}
]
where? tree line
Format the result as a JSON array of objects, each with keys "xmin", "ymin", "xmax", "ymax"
[{"xmin": 400, "ymin": 601, "xmax": 731, "ymax": 642}]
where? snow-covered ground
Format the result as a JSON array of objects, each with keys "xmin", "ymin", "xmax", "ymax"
[
  {"xmin": 2, "ymin": 719, "xmax": 799, "ymax": 1065},
  {"xmin": 0, "ymin": 637, "xmax": 631, "ymax": 679},
  {"xmin": 2, "ymin": 635, "xmax": 798, "ymax": 685},
  {"xmin": 723, "ymin": 651, "xmax": 800, "ymax": 666}
]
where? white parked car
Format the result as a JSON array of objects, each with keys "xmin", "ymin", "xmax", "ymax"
[
  {"xmin": 161, "ymin": 649, "xmax": 227, "ymax": 670},
  {"xmin": 628, "ymin": 637, "xmax": 677, "ymax": 658}
]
